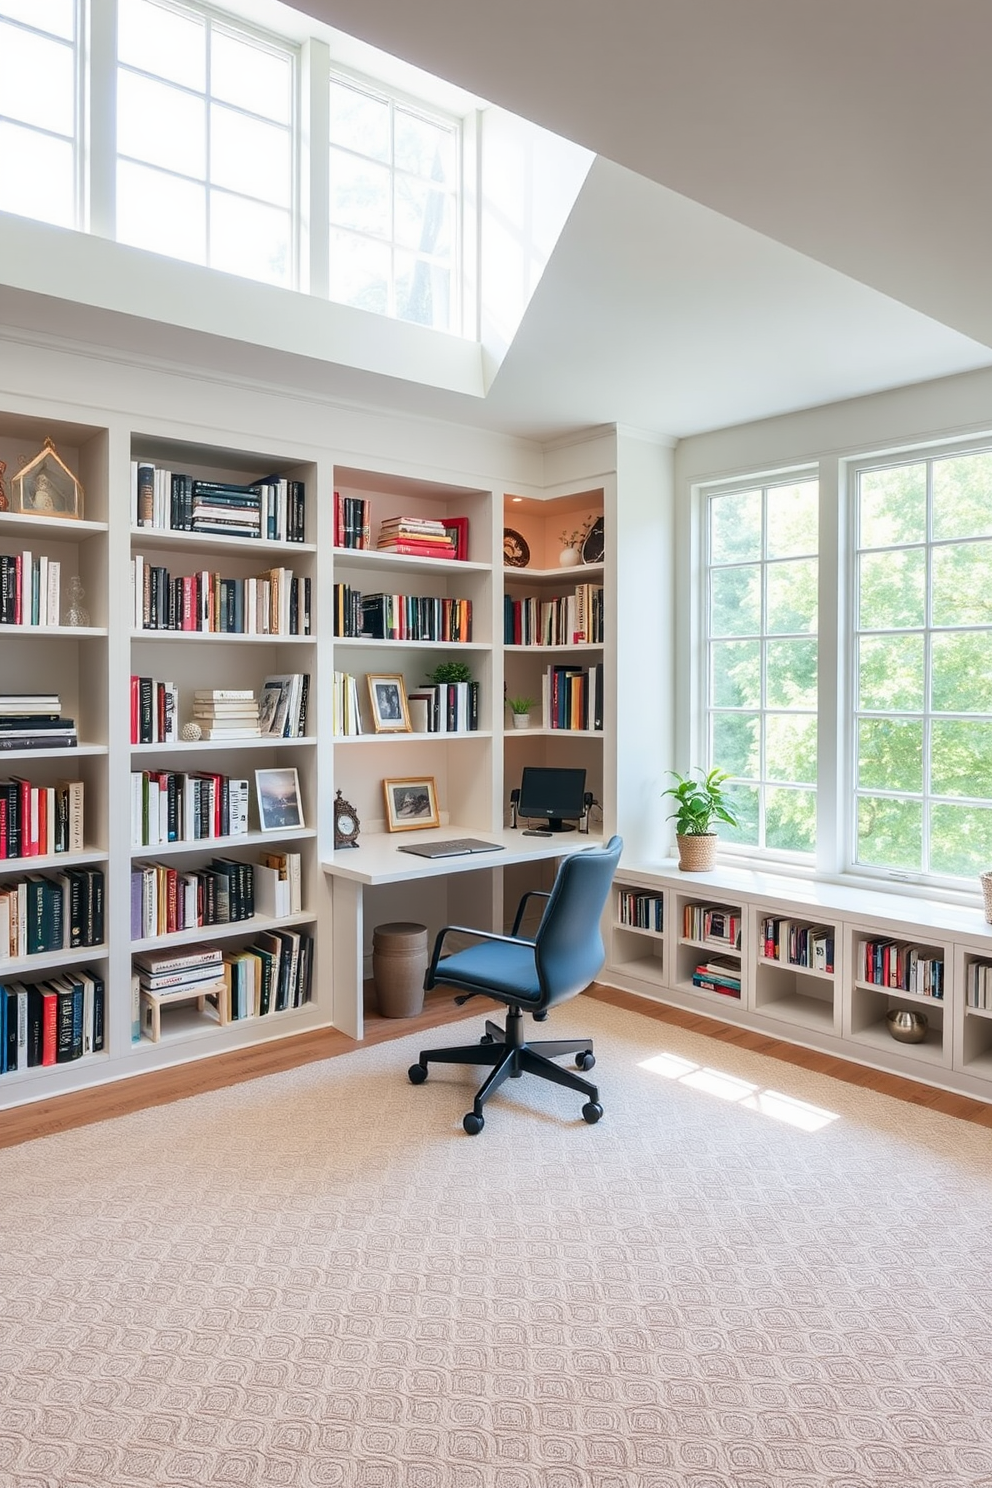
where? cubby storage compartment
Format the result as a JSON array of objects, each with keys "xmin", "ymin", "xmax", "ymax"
[
  {"xmin": 753, "ymin": 909, "xmax": 838, "ymax": 1032},
  {"xmin": 674, "ymin": 896, "xmax": 744, "ymax": 1003}
]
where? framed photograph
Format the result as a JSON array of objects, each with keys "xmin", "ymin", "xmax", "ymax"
[
  {"xmin": 255, "ymin": 767, "xmax": 304, "ymax": 832},
  {"xmin": 383, "ymin": 776, "xmax": 440, "ymax": 832},
  {"xmin": 10, "ymin": 438, "xmax": 84, "ymax": 519},
  {"xmin": 367, "ymin": 674, "xmax": 411, "ymax": 733}
]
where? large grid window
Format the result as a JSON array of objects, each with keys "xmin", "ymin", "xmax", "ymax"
[
  {"xmin": 854, "ymin": 450, "xmax": 992, "ymax": 880},
  {"xmin": 706, "ymin": 478, "xmax": 819, "ymax": 855},
  {"xmin": 116, "ymin": 0, "xmax": 296, "ymax": 288},
  {"xmin": 0, "ymin": 1, "xmax": 79, "ymax": 229},
  {"xmin": 328, "ymin": 74, "xmax": 458, "ymax": 331}
]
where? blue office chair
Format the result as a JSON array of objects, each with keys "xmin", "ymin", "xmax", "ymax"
[{"xmin": 408, "ymin": 836, "xmax": 623, "ymax": 1133}]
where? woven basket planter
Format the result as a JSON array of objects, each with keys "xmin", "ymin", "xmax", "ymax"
[
  {"xmin": 981, "ymin": 872, "xmax": 992, "ymax": 925},
  {"xmin": 676, "ymin": 833, "xmax": 718, "ymax": 873}
]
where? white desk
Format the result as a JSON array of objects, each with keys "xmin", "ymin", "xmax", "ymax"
[{"xmin": 322, "ymin": 826, "xmax": 602, "ymax": 1036}]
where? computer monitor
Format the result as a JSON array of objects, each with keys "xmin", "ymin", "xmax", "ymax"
[{"xmin": 517, "ymin": 766, "xmax": 586, "ymax": 833}]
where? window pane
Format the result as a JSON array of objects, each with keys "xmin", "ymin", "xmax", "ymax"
[
  {"xmin": 329, "ymin": 80, "xmax": 389, "ymax": 162},
  {"xmin": 211, "ymin": 191, "xmax": 290, "ymax": 287},
  {"xmin": 1, "ymin": 1, "xmax": 73, "ymax": 39},
  {"xmin": 765, "ymin": 481, "xmax": 817, "ymax": 558},
  {"xmin": 710, "ymin": 566, "xmax": 760, "ymax": 637},
  {"xmin": 931, "ymin": 719, "xmax": 992, "ymax": 799},
  {"xmin": 766, "ymin": 558, "xmax": 817, "ymax": 634},
  {"xmin": 856, "ymin": 797, "xmax": 922, "ymax": 871},
  {"xmin": 118, "ymin": 0, "xmax": 205, "ymax": 91},
  {"xmin": 328, "ymin": 227, "xmax": 389, "ymax": 314},
  {"xmin": 211, "ymin": 105, "xmax": 290, "ymax": 207},
  {"xmin": 858, "ymin": 719, "xmax": 923, "ymax": 794},
  {"xmin": 395, "ymin": 108, "xmax": 455, "ymax": 185},
  {"xmin": 858, "ymin": 634, "xmax": 924, "ymax": 712},
  {"xmin": 1, "ymin": 22, "xmax": 74, "ymax": 135},
  {"xmin": 212, "ymin": 29, "xmax": 292, "ymax": 126},
  {"xmin": 395, "ymin": 250, "xmax": 450, "ymax": 329},
  {"xmin": 118, "ymin": 71, "xmax": 206, "ymax": 177},
  {"xmin": 724, "ymin": 784, "xmax": 758, "ymax": 845},
  {"xmin": 859, "ymin": 463, "xmax": 926, "ymax": 548},
  {"xmin": 858, "ymin": 548, "xmax": 925, "ymax": 630},
  {"xmin": 765, "ymin": 638, "xmax": 817, "ymax": 708},
  {"xmin": 932, "ymin": 540, "xmax": 992, "ymax": 627},
  {"xmin": 711, "ymin": 712, "xmax": 759, "ymax": 779},
  {"xmin": 932, "ymin": 451, "xmax": 992, "ymax": 541},
  {"xmin": 931, "ymin": 632, "xmax": 992, "ymax": 714},
  {"xmin": 930, "ymin": 804, "xmax": 992, "ymax": 877},
  {"xmin": 394, "ymin": 177, "xmax": 451, "ymax": 255},
  {"xmin": 711, "ymin": 640, "xmax": 760, "ymax": 709},
  {"xmin": 117, "ymin": 159, "xmax": 206, "ymax": 264},
  {"xmin": 0, "ymin": 120, "xmax": 73, "ymax": 225},
  {"xmin": 765, "ymin": 788, "xmax": 816, "ymax": 853},
  {"xmin": 710, "ymin": 490, "xmax": 761, "ymax": 564},
  {"xmin": 329, "ymin": 148, "xmax": 390, "ymax": 237},
  {"xmin": 766, "ymin": 714, "xmax": 816, "ymax": 785}
]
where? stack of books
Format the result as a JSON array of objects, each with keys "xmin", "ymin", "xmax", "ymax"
[
  {"xmin": 0, "ymin": 695, "xmax": 77, "ymax": 751},
  {"xmin": 132, "ymin": 945, "xmax": 227, "ymax": 1043},
  {"xmin": 192, "ymin": 689, "xmax": 260, "ymax": 740},
  {"xmin": 691, "ymin": 957, "xmax": 742, "ymax": 998},
  {"xmin": 376, "ymin": 516, "xmax": 457, "ymax": 559}
]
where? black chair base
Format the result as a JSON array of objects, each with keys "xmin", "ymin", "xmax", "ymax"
[{"xmin": 408, "ymin": 1005, "xmax": 603, "ymax": 1134}]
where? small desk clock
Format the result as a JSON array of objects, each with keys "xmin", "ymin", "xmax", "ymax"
[{"xmin": 333, "ymin": 790, "xmax": 361, "ymax": 849}]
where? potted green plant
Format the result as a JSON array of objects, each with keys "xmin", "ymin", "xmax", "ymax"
[
  {"xmin": 662, "ymin": 767, "xmax": 740, "ymax": 871},
  {"xmin": 425, "ymin": 661, "xmax": 472, "ymax": 685},
  {"xmin": 507, "ymin": 696, "xmax": 537, "ymax": 729}
]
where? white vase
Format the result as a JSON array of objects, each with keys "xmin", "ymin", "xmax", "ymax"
[
  {"xmin": 558, "ymin": 546, "xmax": 581, "ymax": 567},
  {"xmin": 512, "ymin": 713, "xmax": 531, "ymax": 728}
]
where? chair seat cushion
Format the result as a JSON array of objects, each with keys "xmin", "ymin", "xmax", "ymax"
[{"xmin": 435, "ymin": 939, "xmax": 541, "ymax": 1003}]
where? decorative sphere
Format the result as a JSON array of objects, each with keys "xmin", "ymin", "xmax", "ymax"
[
  {"xmin": 181, "ymin": 721, "xmax": 202, "ymax": 742},
  {"xmin": 886, "ymin": 1008, "xmax": 928, "ymax": 1044}
]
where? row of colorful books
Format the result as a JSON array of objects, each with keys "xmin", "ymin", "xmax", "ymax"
[
  {"xmin": 132, "ymin": 463, "xmax": 306, "ymax": 543},
  {"xmin": 1, "ymin": 967, "xmax": 105, "ymax": 1072},
  {"xmin": 966, "ymin": 958, "xmax": 992, "ymax": 1010},
  {"xmin": 131, "ymin": 858, "xmax": 256, "ymax": 938},
  {"xmin": 682, "ymin": 902, "xmax": 742, "ymax": 949},
  {"xmin": 504, "ymin": 584, "xmax": 604, "ymax": 646},
  {"xmin": 0, "ymin": 867, "xmax": 105, "ymax": 958},
  {"xmin": 761, "ymin": 917, "xmax": 834, "ymax": 973},
  {"xmin": 0, "ymin": 551, "xmax": 62, "ymax": 627},
  {"xmin": 130, "ymin": 771, "xmax": 250, "ymax": 848},
  {"xmin": 131, "ymin": 932, "xmax": 312, "ymax": 1041},
  {"xmin": 332, "ymin": 584, "xmax": 472, "ymax": 642},
  {"xmin": 617, "ymin": 890, "xmax": 663, "ymax": 931},
  {"xmin": 131, "ymin": 557, "xmax": 311, "ymax": 635},
  {"xmin": 540, "ymin": 663, "xmax": 603, "ymax": 731},
  {"xmin": 861, "ymin": 939, "xmax": 944, "ymax": 998},
  {"xmin": 0, "ymin": 778, "xmax": 84, "ymax": 859}
]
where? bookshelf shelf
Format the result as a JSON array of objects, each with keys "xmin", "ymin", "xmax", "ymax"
[
  {"xmin": 130, "ymin": 736, "xmax": 317, "ymax": 755},
  {"xmin": 130, "ymin": 827, "xmax": 315, "ymax": 859},
  {"xmin": 130, "ymin": 910, "xmax": 315, "ymax": 954},
  {"xmin": 334, "ymin": 730, "xmax": 492, "ymax": 745},
  {"xmin": 336, "ymin": 549, "xmax": 490, "ymax": 577},
  {"xmin": 0, "ymin": 513, "xmax": 108, "ymax": 539},
  {"xmin": 133, "ymin": 527, "xmax": 317, "ymax": 556},
  {"xmin": 0, "ymin": 946, "xmax": 109, "ymax": 976}
]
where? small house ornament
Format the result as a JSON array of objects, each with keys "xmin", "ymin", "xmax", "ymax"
[{"xmin": 11, "ymin": 438, "xmax": 84, "ymax": 519}]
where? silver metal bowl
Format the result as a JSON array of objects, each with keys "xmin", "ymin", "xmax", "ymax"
[{"xmin": 886, "ymin": 1008, "xmax": 929, "ymax": 1044}]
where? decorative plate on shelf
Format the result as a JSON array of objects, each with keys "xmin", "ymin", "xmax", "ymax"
[
  {"xmin": 582, "ymin": 515, "xmax": 605, "ymax": 564},
  {"xmin": 503, "ymin": 528, "xmax": 530, "ymax": 567}
]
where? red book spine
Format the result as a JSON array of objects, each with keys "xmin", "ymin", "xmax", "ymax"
[
  {"xmin": 41, "ymin": 990, "xmax": 58, "ymax": 1065},
  {"xmin": 334, "ymin": 490, "xmax": 343, "ymax": 546}
]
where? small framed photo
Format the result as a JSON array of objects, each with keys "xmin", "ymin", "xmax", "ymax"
[
  {"xmin": 367, "ymin": 674, "xmax": 411, "ymax": 733},
  {"xmin": 10, "ymin": 438, "xmax": 84, "ymax": 519},
  {"xmin": 255, "ymin": 767, "xmax": 304, "ymax": 832},
  {"xmin": 383, "ymin": 776, "xmax": 440, "ymax": 832}
]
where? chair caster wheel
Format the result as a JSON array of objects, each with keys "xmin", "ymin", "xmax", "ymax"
[
  {"xmin": 463, "ymin": 1112, "xmax": 485, "ymax": 1135},
  {"xmin": 575, "ymin": 1051, "xmax": 595, "ymax": 1071},
  {"xmin": 408, "ymin": 1063, "xmax": 428, "ymax": 1084},
  {"xmin": 480, "ymin": 1033, "xmax": 494, "ymax": 1044},
  {"xmin": 582, "ymin": 1101, "xmax": 603, "ymax": 1124}
]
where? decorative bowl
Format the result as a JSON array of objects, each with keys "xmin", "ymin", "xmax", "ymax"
[{"xmin": 886, "ymin": 1008, "xmax": 929, "ymax": 1044}]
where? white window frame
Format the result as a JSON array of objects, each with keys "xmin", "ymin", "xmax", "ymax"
[
  {"xmin": 327, "ymin": 64, "xmax": 462, "ymax": 334},
  {"xmin": 114, "ymin": 0, "xmax": 301, "ymax": 287},
  {"xmin": 0, "ymin": 0, "xmax": 84, "ymax": 229}
]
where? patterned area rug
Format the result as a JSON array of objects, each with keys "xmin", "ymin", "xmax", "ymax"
[{"xmin": 2, "ymin": 995, "xmax": 992, "ymax": 1488}]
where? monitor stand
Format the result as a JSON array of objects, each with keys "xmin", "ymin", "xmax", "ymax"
[{"xmin": 544, "ymin": 818, "xmax": 577, "ymax": 833}]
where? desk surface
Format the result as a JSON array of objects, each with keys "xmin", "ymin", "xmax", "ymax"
[{"xmin": 322, "ymin": 826, "xmax": 604, "ymax": 886}]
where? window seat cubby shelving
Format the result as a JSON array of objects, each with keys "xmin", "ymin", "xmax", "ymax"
[{"xmin": 603, "ymin": 859, "xmax": 992, "ymax": 1103}]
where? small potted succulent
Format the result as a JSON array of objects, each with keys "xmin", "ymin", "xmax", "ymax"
[
  {"xmin": 425, "ymin": 660, "xmax": 473, "ymax": 686},
  {"xmin": 507, "ymin": 696, "xmax": 537, "ymax": 729},
  {"xmin": 662, "ymin": 767, "xmax": 740, "ymax": 871}
]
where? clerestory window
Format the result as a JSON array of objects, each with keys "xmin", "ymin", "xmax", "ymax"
[{"xmin": 0, "ymin": 0, "xmax": 80, "ymax": 229}]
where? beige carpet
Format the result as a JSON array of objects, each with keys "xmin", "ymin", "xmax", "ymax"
[{"xmin": 2, "ymin": 996, "xmax": 992, "ymax": 1488}]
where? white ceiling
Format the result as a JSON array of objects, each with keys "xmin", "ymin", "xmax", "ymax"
[{"xmin": 274, "ymin": 0, "xmax": 992, "ymax": 442}]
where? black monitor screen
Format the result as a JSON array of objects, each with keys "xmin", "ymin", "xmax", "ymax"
[{"xmin": 517, "ymin": 766, "xmax": 586, "ymax": 833}]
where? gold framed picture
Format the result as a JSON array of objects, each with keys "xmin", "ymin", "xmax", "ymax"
[
  {"xmin": 383, "ymin": 776, "xmax": 440, "ymax": 831},
  {"xmin": 367, "ymin": 674, "xmax": 411, "ymax": 733},
  {"xmin": 10, "ymin": 439, "xmax": 84, "ymax": 520}
]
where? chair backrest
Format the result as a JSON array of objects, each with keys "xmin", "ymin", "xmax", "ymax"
[{"xmin": 534, "ymin": 835, "xmax": 623, "ymax": 1008}]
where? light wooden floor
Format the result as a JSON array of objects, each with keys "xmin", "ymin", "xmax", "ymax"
[{"xmin": 2, "ymin": 982, "xmax": 991, "ymax": 1150}]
